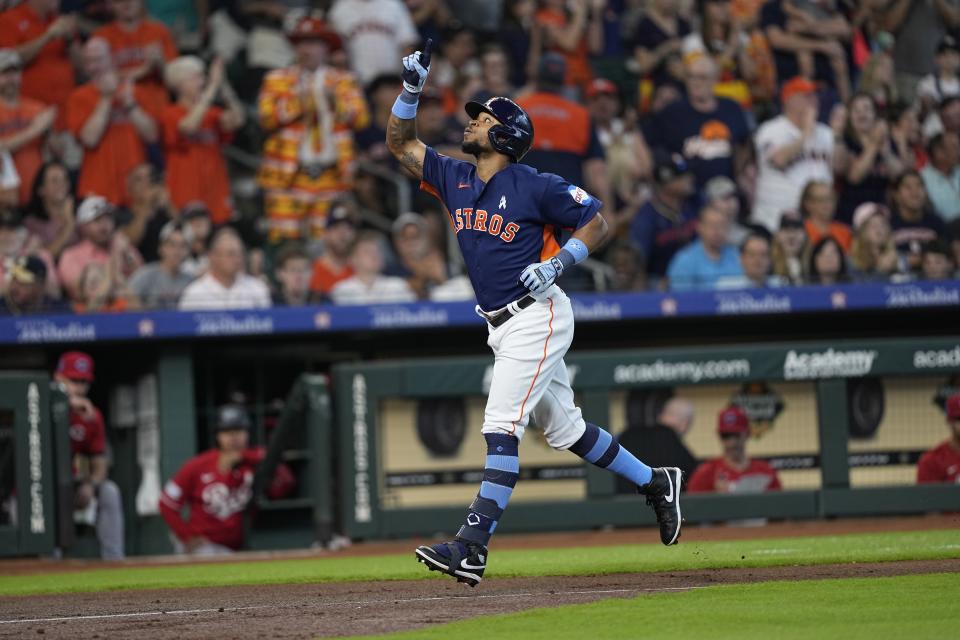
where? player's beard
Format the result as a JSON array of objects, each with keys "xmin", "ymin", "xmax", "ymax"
[{"xmin": 462, "ymin": 139, "xmax": 485, "ymax": 156}]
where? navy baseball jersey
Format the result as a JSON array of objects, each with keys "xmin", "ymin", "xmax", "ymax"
[{"xmin": 421, "ymin": 147, "xmax": 602, "ymax": 311}]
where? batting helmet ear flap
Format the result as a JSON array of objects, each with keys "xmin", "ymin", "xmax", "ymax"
[{"xmin": 487, "ymin": 124, "xmax": 527, "ymax": 162}]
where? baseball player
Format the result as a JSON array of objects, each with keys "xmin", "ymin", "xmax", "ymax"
[
  {"xmin": 158, "ymin": 405, "xmax": 296, "ymax": 555},
  {"xmin": 386, "ymin": 41, "xmax": 683, "ymax": 587},
  {"xmin": 917, "ymin": 393, "xmax": 960, "ymax": 484},
  {"xmin": 55, "ymin": 351, "xmax": 125, "ymax": 560}
]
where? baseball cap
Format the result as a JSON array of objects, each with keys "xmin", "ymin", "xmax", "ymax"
[
  {"xmin": 215, "ymin": 404, "xmax": 252, "ymax": 432},
  {"xmin": 76, "ymin": 195, "xmax": 113, "ymax": 225},
  {"xmin": 781, "ymin": 76, "xmax": 817, "ymax": 104},
  {"xmin": 653, "ymin": 151, "xmax": 690, "ymax": 185},
  {"xmin": 852, "ymin": 202, "xmax": 890, "ymax": 231},
  {"xmin": 947, "ymin": 394, "xmax": 960, "ymax": 419},
  {"xmin": 937, "ymin": 34, "xmax": 959, "ymax": 54},
  {"xmin": 287, "ymin": 16, "xmax": 342, "ymax": 50},
  {"xmin": 326, "ymin": 201, "xmax": 355, "ymax": 228},
  {"xmin": 537, "ymin": 52, "xmax": 567, "ymax": 86},
  {"xmin": 717, "ymin": 406, "xmax": 750, "ymax": 435},
  {"xmin": 159, "ymin": 220, "xmax": 194, "ymax": 245},
  {"xmin": 57, "ymin": 351, "xmax": 95, "ymax": 382},
  {"xmin": 704, "ymin": 175, "xmax": 737, "ymax": 202},
  {"xmin": 586, "ymin": 78, "xmax": 618, "ymax": 100},
  {"xmin": 392, "ymin": 211, "xmax": 426, "ymax": 235},
  {"xmin": 181, "ymin": 201, "xmax": 211, "ymax": 221},
  {"xmin": 0, "ymin": 49, "xmax": 21, "ymax": 72},
  {"xmin": 9, "ymin": 255, "xmax": 47, "ymax": 284},
  {"xmin": 779, "ymin": 209, "xmax": 805, "ymax": 231}
]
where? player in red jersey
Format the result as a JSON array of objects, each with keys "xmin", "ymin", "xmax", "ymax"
[
  {"xmin": 688, "ymin": 405, "xmax": 782, "ymax": 494},
  {"xmin": 917, "ymin": 394, "xmax": 960, "ymax": 484},
  {"xmin": 54, "ymin": 351, "xmax": 125, "ymax": 559},
  {"xmin": 159, "ymin": 404, "xmax": 296, "ymax": 555}
]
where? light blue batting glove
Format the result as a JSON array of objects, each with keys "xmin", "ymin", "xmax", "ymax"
[
  {"xmin": 401, "ymin": 44, "xmax": 432, "ymax": 93},
  {"xmin": 519, "ymin": 256, "xmax": 565, "ymax": 294}
]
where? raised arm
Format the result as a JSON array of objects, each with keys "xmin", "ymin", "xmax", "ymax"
[{"xmin": 384, "ymin": 40, "xmax": 434, "ymax": 179}]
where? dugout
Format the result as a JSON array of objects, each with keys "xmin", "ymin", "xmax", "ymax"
[
  {"xmin": 1, "ymin": 283, "xmax": 959, "ymax": 556},
  {"xmin": 332, "ymin": 337, "xmax": 960, "ymax": 540}
]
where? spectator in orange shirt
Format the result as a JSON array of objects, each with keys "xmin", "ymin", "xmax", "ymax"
[
  {"xmin": 310, "ymin": 201, "xmax": 356, "ymax": 298},
  {"xmin": 0, "ymin": 0, "xmax": 78, "ymax": 120},
  {"xmin": 94, "ymin": 0, "xmax": 178, "ymax": 116},
  {"xmin": 66, "ymin": 38, "xmax": 159, "ymax": 206},
  {"xmin": 800, "ymin": 180, "xmax": 853, "ymax": 253},
  {"xmin": 0, "ymin": 49, "xmax": 56, "ymax": 204},
  {"xmin": 517, "ymin": 53, "xmax": 612, "ymax": 223},
  {"xmin": 161, "ymin": 56, "xmax": 245, "ymax": 225},
  {"xmin": 533, "ymin": 0, "xmax": 602, "ymax": 93},
  {"xmin": 57, "ymin": 195, "xmax": 143, "ymax": 300}
]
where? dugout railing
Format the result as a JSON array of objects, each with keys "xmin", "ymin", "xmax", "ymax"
[{"xmin": 332, "ymin": 337, "xmax": 960, "ymax": 540}]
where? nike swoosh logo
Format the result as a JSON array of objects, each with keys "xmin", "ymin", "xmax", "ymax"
[
  {"xmin": 458, "ymin": 183, "xmax": 471, "ymax": 189},
  {"xmin": 663, "ymin": 471, "xmax": 674, "ymax": 503},
  {"xmin": 461, "ymin": 561, "xmax": 486, "ymax": 570}
]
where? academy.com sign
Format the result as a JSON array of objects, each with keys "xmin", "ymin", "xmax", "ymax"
[
  {"xmin": 614, "ymin": 358, "xmax": 751, "ymax": 384},
  {"xmin": 913, "ymin": 345, "xmax": 960, "ymax": 369},
  {"xmin": 783, "ymin": 348, "xmax": 878, "ymax": 380}
]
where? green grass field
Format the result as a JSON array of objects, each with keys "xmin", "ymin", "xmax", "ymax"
[
  {"xmin": 345, "ymin": 573, "xmax": 959, "ymax": 640},
  {"xmin": 2, "ymin": 529, "xmax": 958, "ymax": 597}
]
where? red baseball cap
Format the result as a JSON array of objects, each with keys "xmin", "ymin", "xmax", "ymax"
[
  {"xmin": 947, "ymin": 394, "xmax": 960, "ymax": 420},
  {"xmin": 717, "ymin": 406, "xmax": 750, "ymax": 435},
  {"xmin": 57, "ymin": 351, "xmax": 95, "ymax": 382},
  {"xmin": 288, "ymin": 16, "xmax": 342, "ymax": 51},
  {"xmin": 586, "ymin": 78, "xmax": 618, "ymax": 99},
  {"xmin": 781, "ymin": 76, "xmax": 817, "ymax": 104}
]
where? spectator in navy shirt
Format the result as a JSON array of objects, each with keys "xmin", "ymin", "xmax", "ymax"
[
  {"xmin": 630, "ymin": 152, "xmax": 698, "ymax": 283},
  {"xmin": 667, "ymin": 203, "xmax": 743, "ymax": 291},
  {"xmin": 628, "ymin": 0, "xmax": 691, "ymax": 88},
  {"xmin": 889, "ymin": 170, "xmax": 947, "ymax": 271},
  {"xmin": 761, "ymin": 0, "xmax": 852, "ymax": 102},
  {"xmin": 645, "ymin": 55, "xmax": 750, "ymax": 190}
]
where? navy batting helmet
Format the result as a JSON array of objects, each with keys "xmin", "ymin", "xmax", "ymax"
[
  {"xmin": 465, "ymin": 97, "xmax": 534, "ymax": 162},
  {"xmin": 215, "ymin": 404, "xmax": 252, "ymax": 432}
]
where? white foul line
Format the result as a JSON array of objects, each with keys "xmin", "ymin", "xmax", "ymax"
[{"xmin": 0, "ymin": 585, "xmax": 703, "ymax": 625}]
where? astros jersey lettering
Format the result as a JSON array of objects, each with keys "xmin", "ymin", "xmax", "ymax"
[{"xmin": 420, "ymin": 147, "xmax": 601, "ymax": 312}]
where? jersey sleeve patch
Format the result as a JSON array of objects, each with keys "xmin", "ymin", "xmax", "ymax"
[{"xmin": 568, "ymin": 185, "xmax": 592, "ymax": 206}]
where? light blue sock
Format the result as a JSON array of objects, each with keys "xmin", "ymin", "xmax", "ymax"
[{"xmin": 569, "ymin": 422, "xmax": 653, "ymax": 486}]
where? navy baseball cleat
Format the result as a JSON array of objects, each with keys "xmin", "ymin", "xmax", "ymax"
[
  {"xmin": 415, "ymin": 540, "xmax": 487, "ymax": 586},
  {"xmin": 639, "ymin": 467, "xmax": 684, "ymax": 545}
]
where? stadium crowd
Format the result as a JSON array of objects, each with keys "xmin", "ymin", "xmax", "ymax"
[{"xmin": 1, "ymin": 0, "xmax": 959, "ymax": 314}]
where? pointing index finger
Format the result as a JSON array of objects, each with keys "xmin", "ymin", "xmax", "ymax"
[{"xmin": 420, "ymin": 38, "xmax": 434, "ymax": 67}]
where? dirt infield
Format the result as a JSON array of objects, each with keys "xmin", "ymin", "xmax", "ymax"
[
  {"xmin": 2, "ymin": 516, "xmax": 959, "ymax": 639},
  {"xmin": 1, "ymin": 559, "xmax": 958, "ymax": 639}
]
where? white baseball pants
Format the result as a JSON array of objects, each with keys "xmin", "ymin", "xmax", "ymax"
[{"xmin": 480, "ymin": 286, "xmax": 587, "ymax": 449}]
